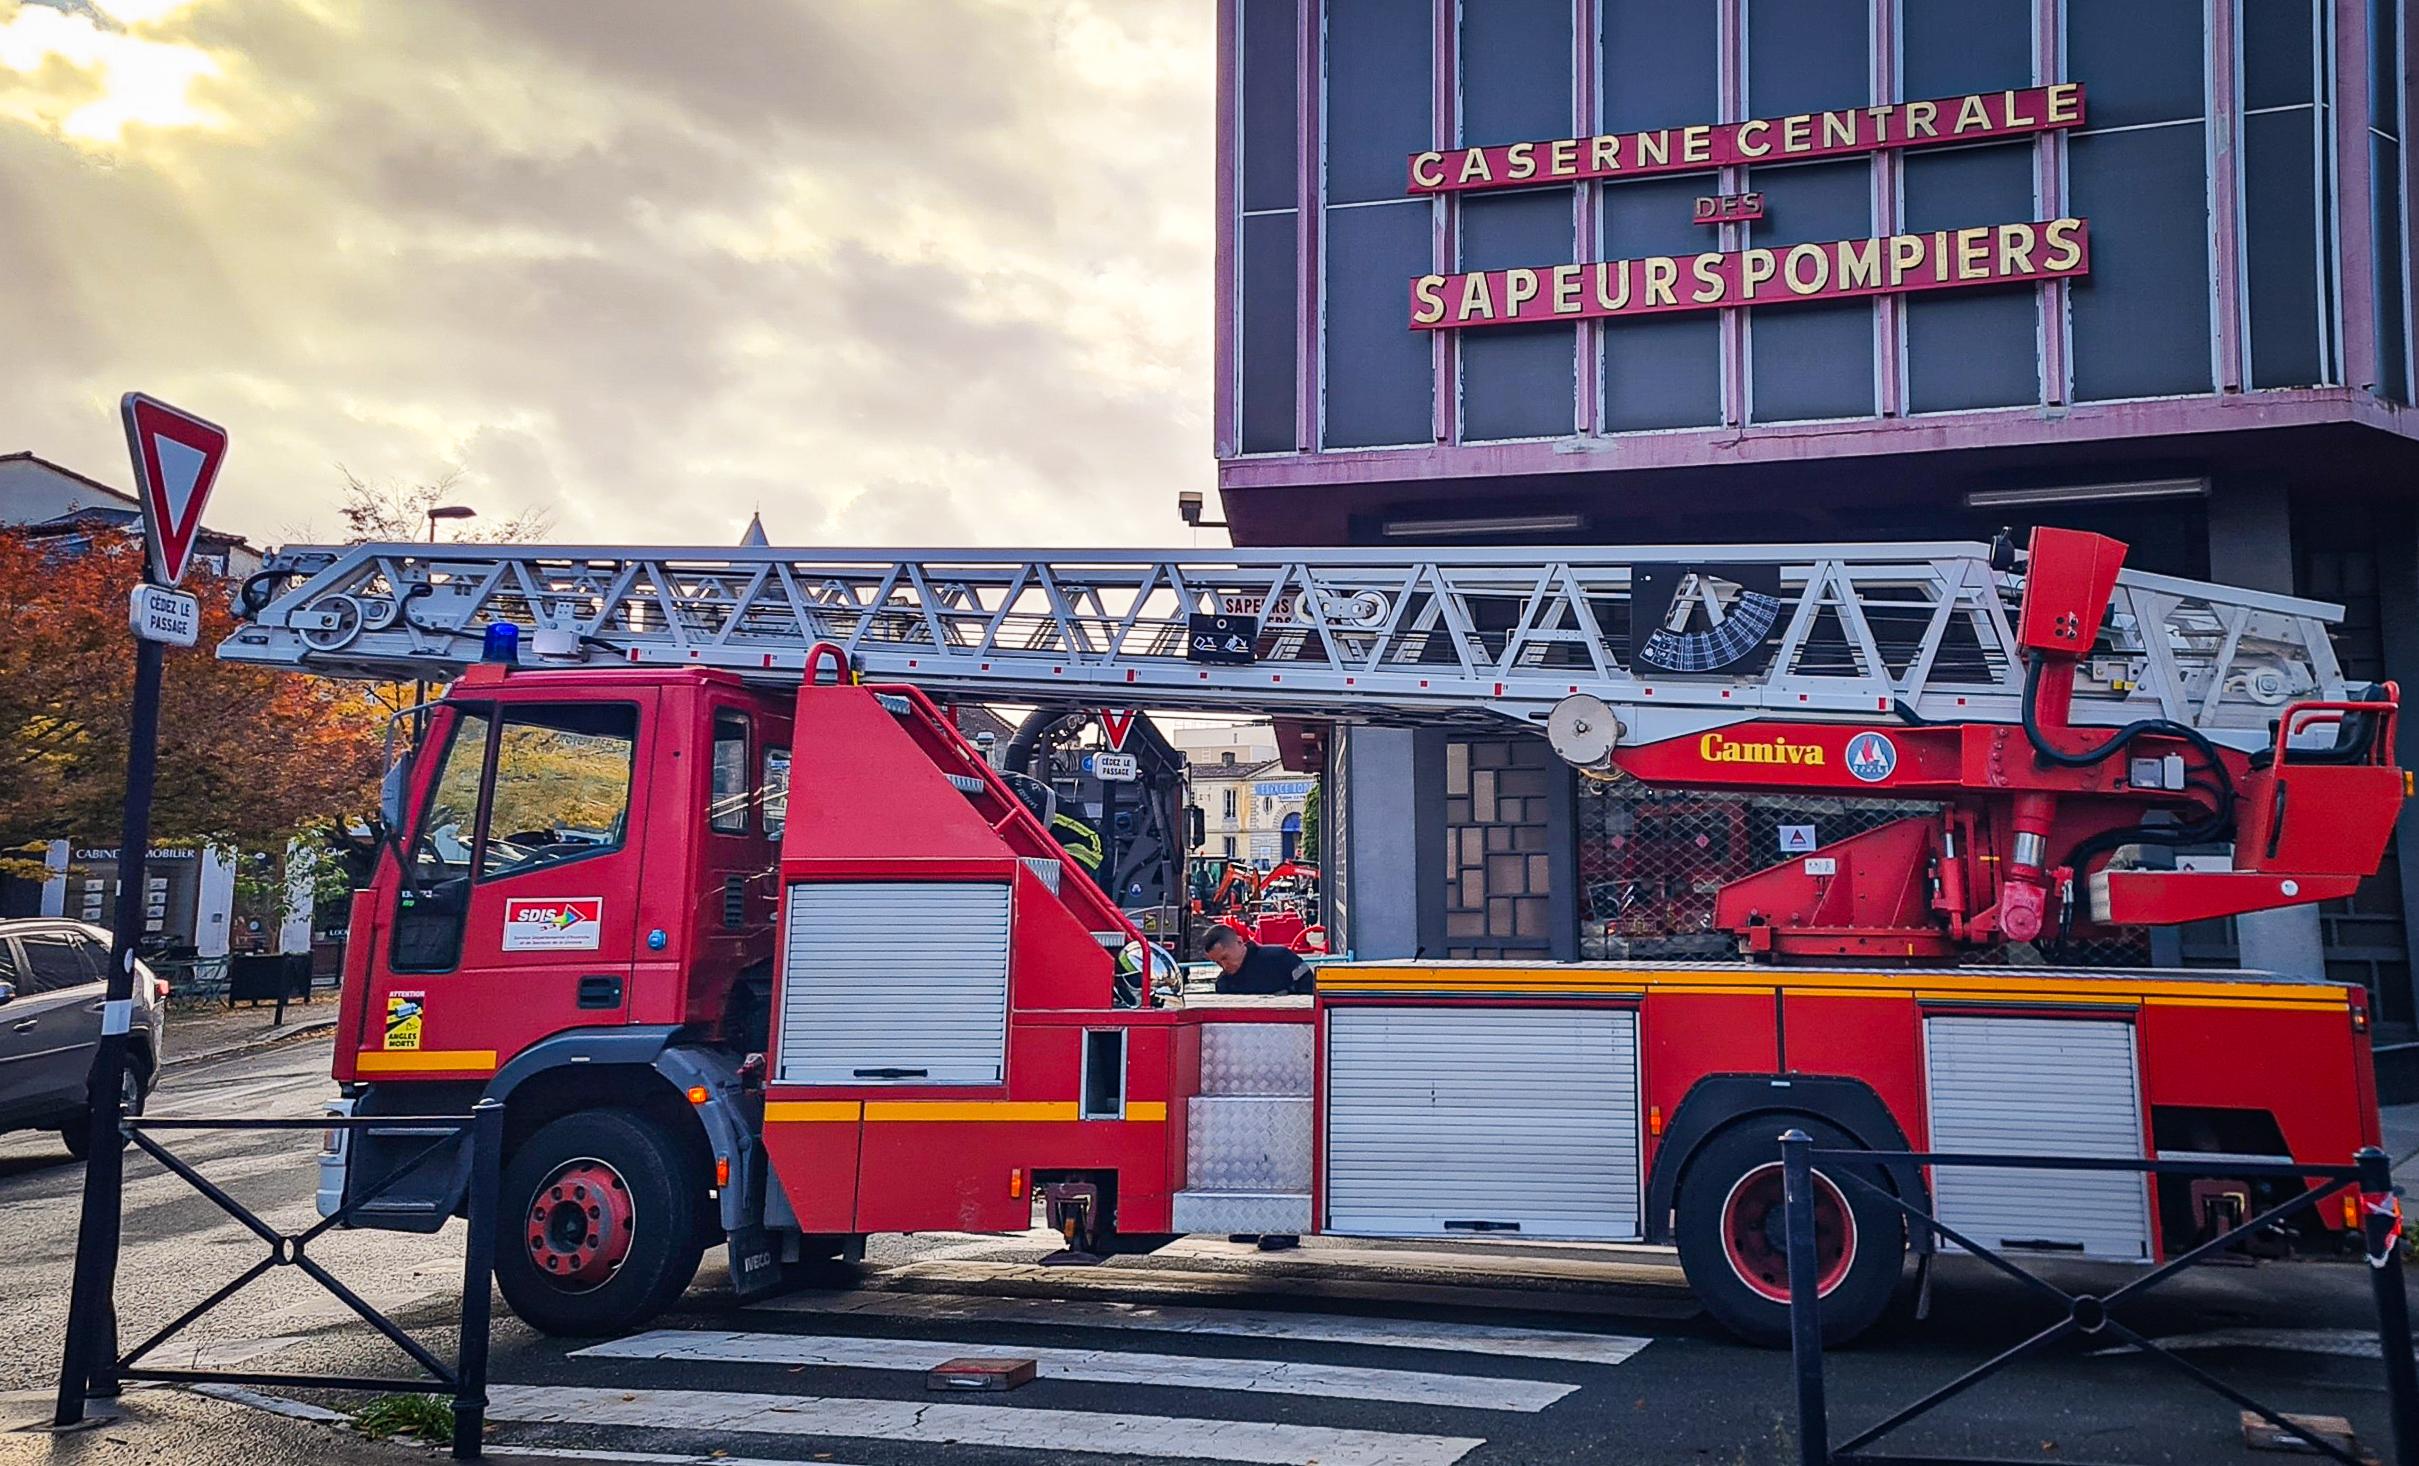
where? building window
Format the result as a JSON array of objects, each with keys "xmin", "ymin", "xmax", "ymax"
[
  {"xmin": 1238, "ymin": 0, "xmax": 1299, "ymax": 452},
  {"xmin": 1461, "ymin": 193, "xmax": 1579, "ymax": 439},
  {"xmin": 1223, "ymin": 787, "xmax": 1239, "ymax": 820},
  {"xmin": 1599, "ymin": 174, "xmax": 1723, "ymax": 429},
  {"xmin": 2370, "ymin": 0, "xmax": 2411, "ymax": 402},
  {"xmin": 1322, "ymin": 0, "xmax": 1435, "ymax": 449},
  {"xmin": 2243, "ymin": 0, "xmax": 2334, "ymax": 390},
  {"xmin": 1742, "ymin": 0, "xmax": 1873, "ymax": 425},
  {"xmin": 1595, "ymin": 0, "xmax": 1721, "ymax": 433},
  {"xmin": 1745, "ymin": 160, "xmax": 1876, "ymax": 422},
  {"xmin": 2067, "ymin": 0, "xmax": 2213, "ymax": 402},
  {"xmin": 1601, "ymin": 0, "xmax": 1715, "ymax": 134},
  {"xmin": 1901, "ymin": 0, "xmax": 2040, "ymax": 413},
  {"xmin": 1457, "ymin": 0, "xmax": 1577, "ymax": 443}
]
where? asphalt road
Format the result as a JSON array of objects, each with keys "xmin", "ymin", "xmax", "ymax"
[{"xmin": 1, "ymin": 1037, "xmax": 2413, "ymax": 1465}]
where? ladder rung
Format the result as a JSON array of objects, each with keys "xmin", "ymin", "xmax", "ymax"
[
  {"xmin": 944, "ymin": 773, "xmax": 984, "ymax": 795},
  {"xmin": 1021, "ymin": 856, "xmax": 1062, "ymax": 893},
  {"xmin": 874, "ymin": 693, "xmax": 911, "ymax": 715}
]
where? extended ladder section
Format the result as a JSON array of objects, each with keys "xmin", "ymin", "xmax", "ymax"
[{"xmin": 225, "ymin": 540, "xmax": 2349, "ymax": 751}]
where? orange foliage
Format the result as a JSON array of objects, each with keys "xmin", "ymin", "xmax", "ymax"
[{"xmin": 0, "ymin": 529, "xmax": 384, "ymax": 874}]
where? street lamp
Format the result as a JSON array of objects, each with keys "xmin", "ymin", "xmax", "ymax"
[
  {"xmin": 425, "ymin": 503, "xmax": 478, "ymax": 541},
  {"xmin": 413, "ymin": 505, "xmax": 477, "ymax": 714}
]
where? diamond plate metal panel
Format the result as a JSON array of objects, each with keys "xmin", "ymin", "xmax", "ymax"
[
  {"xmin": 1199, "ymin": 1023, "xmax": 1314, "ymax": 1097},
  {"xmin": 1172, "ymin": 1190, "xmax": 1314, "ymax": 1234},
  {"xmin": 1185, "ymin": 1096, "xmax": 1312, "ymax": 1192}
]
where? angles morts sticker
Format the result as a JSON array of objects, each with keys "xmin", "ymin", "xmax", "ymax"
[
  {"xmin": 502, "ymin": 897, "xmax": 604, "ymax": 952},
  {"xmin": 384, "ymin": 992, "xmax": 424, "ymax": 1051}
]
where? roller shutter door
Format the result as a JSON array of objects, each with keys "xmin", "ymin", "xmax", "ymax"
[
  {"xmin": 777, "ymin": 881, "xmax": 1010, "ymax": 1085},
  {"xmin": 1325, "ymin": 1007, "xmax": 1641, "ymax": 1241},
  {"xmin": 1923, "ymin": 1016, "xmax": 2151, "ymax": 1260}
]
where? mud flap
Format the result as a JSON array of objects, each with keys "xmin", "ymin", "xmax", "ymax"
[{"xmin": 726, "ymin": 1224, "xmax": 782, "ymax": 1299}]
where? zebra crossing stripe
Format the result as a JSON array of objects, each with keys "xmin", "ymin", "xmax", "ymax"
[
  {"xmin": 487, "ymin": 1451, "xmax": 869, "ymax": 1466},
  {"xmin": 573, "ymin": 1328, "xmax": 1577, "ymax": 1411},
  {"xmin": 484, "ymin": 1384, "xmax": 1486, "ymax": 1466},
  {"xmin": 753, "ymin": 1287, "xmax": 1652, "ymax": 1365}
]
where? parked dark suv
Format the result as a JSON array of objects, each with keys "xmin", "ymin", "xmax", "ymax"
[{"xmin": 0, "ymin": 920, "xmax": 168, "ymax": 1157}]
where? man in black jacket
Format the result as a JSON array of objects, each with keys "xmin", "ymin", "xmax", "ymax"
[{"xmin": 1203, "ymin": 925, "xmax": 1314, "ymax": 996}]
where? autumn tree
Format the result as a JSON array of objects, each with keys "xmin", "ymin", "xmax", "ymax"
[
  {"xmin": 0, "ymin": 529, "xmax": 385, "ymax": 879},
  {"xmin": 326, "ymin": 468, "xmax": 555, "ymax": 545}
]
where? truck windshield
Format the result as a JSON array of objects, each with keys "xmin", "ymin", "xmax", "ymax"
[{"xmin": 481, "ymin": 704, "xmax": 639, "ymax": 879}]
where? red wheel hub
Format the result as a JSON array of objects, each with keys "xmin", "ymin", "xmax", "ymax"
[
  {"xmin": 525, "ymin": 1158, "xmax": 635, "ymax": 1291},
  {"xmin": 1720, "ymin": 1162, "xmax": 1856, "ymax": 1304}
]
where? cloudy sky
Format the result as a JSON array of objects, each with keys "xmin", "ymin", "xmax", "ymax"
[{"xmin": 0, "ymin": 0, "xmax": 1215, "ymax": 549}]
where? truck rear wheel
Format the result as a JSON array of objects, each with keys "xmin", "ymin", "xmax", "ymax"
[
  {"xmin": 1674, "ymin": 1116, "xmax": 1904, "ymax": 1347},
  {"xmin": 496, "ymin": 1110, "xmax": 705, "ymax": 1337}
]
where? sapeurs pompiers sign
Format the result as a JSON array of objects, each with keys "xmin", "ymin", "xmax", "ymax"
[{"xmin": 1406, "ymin": 84, "xmax": 2090, "ymax": 330}]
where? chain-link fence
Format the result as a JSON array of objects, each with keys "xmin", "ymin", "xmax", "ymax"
[{"xmin": 1573, "ymin": 775, "xmax": 2154, "ymax": 967}]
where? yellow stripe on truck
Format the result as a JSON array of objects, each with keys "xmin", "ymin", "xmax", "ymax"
[
  {"xmin": 1318, "ymin": 964, "xmax": 2352, "ymax": 1008},
  {"xmin": 763, "ymin": 1100, "xmax": 1168, "ymax": 1123},
  {"xmin": 762, "ymin": 1101, "xmax": 863, "ymax": 1122},
  {"xmin": 355, "ymin": 1048, "xmax": 498, "ymax": 1075}
]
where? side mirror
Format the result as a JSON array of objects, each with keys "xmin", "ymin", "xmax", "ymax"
[
  {"xmin": 379, "ymin": 759, "xmax": 409, "ymax": 836},
  {"xmin": 1186, "ymin": 805, "xmax": 1206, "ymax": 848}
]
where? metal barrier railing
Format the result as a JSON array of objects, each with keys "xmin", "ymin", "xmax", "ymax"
[
  {"xmin": 1780, "ymin": 1131, "xmax": 2419, "ymax": 1466},
  {"xmin": 62, "ymin": 1101, "xmax": 503, "ymax": 1460}
]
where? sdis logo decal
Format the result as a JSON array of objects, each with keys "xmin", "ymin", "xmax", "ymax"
[
  {"xmin": 501, "ymin": 897, "xmax": 604, "ymax": 952},
  {"xmin": 1844, "ymin": 731, "xmax": 1898, "ymax": 783}
]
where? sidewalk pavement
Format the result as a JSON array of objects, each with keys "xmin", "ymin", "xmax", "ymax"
[
  {"xmin": 2384, "ymin": 1102, "xmax": 2419, "ymax": 1169},
  {"xmin": 0, "ymin": 1386, "xmax": 434, "ymax": 1465},
  {"xmin": 162, "ymin": 997, "xmax": 337, "ymax": 1070}
]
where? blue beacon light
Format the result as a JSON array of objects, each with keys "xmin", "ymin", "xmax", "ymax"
[{"xmin": 481, "ymin": 622, "xmax": 522, "ymax": 666}]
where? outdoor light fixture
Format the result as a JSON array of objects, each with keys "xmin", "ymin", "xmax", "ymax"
[
  {"xmin": 425, "ymin": 503, "xmax": 479, "ymax": 542},
  {"xmin": 1963, "ymin": 478, "xmax": 2209, "ymax": 510},
  {"xmin": 1380, "ymin": 512, "xmax": 1588, "ymax": 539},
  {"xmin": 1177, "ymin": 489, "xmax": 1228, "ymax": 530}
]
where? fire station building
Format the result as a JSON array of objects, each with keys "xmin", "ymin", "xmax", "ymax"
[{"xmin": 1211, "ymin": 1, "xmax": 2419, "ymax": 1068}]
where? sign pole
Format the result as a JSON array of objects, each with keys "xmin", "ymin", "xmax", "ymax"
[
  {"xmin": 55, "ymin": 394, "xmax": 225, "ymax": 1426},
  {"xmin": 53, "ymin": 631, "xmax": 162, "ymax": 1423}
]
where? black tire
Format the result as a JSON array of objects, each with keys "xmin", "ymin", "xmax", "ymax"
[
  {"xmin": 63, "ymin": 1062, "xmax": 148, "ymax": 1161},
  {"xmin": 495, "ymin": 1110, "xmax": 706, "ymax": 1337},
  {"xmin": 1673, "ymin": 1115, "xmax": 1905, "ymax": 1348}
]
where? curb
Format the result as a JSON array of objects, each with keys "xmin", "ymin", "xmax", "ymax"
[{"xmin": 164, "ymin": 1016, "xmax": 338, "ymax": 1070}]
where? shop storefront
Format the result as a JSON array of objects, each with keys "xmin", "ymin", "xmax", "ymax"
[{"xmin": 1214, "ymin": 1, "xmax": 2419, "ymax": 1045}]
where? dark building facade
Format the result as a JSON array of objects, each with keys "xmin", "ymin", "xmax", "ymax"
[{"xmin": 1212, "ymin": 0, "xmax": 2419, "ymax": 1051}]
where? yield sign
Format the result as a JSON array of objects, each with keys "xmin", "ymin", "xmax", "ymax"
[
  {"xmin": 120, "ymin": 393, "xmax": 229, "ymax": 588},
  {"xmin": 1099, "ymin": 708, "xmax": 1138, "ymax": 752}
]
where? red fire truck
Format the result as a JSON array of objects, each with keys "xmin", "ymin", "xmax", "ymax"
[{"xmin": 232, "ymin": 529, "xmax": 2402, "ymax": 1345}]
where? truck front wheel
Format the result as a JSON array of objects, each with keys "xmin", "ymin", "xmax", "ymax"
[
  {"xmin": 1674, "ymin": 1116, "xmax": 1905, "ymax": 1347},
  {"xmin": 496, "ymin": 1110, "xmax": 705, "ymax": 1337}
]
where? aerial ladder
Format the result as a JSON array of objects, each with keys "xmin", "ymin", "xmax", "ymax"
[
  {"xmin": 228, "ymin": 527, "xmax": 2402, "ymax": 960},
  {"xmin": 227, "ymin": 527, "xmax": 2408, "ymax": 1347}
]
